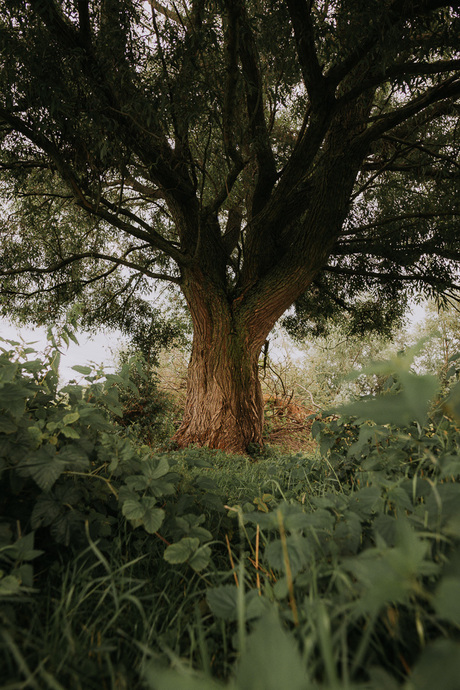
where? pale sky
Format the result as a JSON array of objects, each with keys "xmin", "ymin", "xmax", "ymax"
[
  {"xmin": 0, "ymin": 303, "xmax": 426, "ymax": 385},
  {"xmin": 0, "ymin": 317, "xmax": 124, "ymax": 384}
]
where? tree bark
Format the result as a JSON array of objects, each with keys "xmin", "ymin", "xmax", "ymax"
[
  {"xmin": 174, "ymin": 323, "xmax": 264, "ymax": 453},
  {"xmin": 173, "ymin": 280, "xmax": 264, "ymax": 453}
]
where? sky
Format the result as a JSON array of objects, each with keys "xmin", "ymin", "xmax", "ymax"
[
  {"xmin": 1, "ymin": 302, "xmax": 427, "ymax": 385},
  {"xmin": 0, "ymin": 317, "xmax": 125, "ymax": 384}
]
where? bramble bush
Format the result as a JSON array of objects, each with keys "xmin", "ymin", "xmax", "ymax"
[
  {"xmin": 1, "ymin": 337, "xmax": 460, "ymax": 689},
  {"xmin": 145, "ymin": 348, "xmax": 460, "ymax": 690},
  {"xmin": 0, "ymin": 336, "xmax": 224, "ymax": 594}
]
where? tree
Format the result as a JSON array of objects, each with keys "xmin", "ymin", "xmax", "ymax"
[
  {"xmin": 411, "ymin": 301, "xmax": 460, "ymax": 382},
  {"xmin": 0, "ymin": 0, "xmax": 459, "ymax": 452}
]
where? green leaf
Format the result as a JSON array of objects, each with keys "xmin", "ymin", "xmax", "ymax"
[
  {"xmin": 265, "ymin": 534, "xmax": 311, "ymax": 577},
  {"xmin": 0, "ymin": 417, "xmax": 18, "ymax": 434},
  {"xmin": 31, "ymin": 494, "xmax": 62, "ymax": 528},
  {"xmin": 164, "ymin": 537, "xmax": 200, "ymax": 565},
  {"xmin": 339, "ymin": 372, "xmax": 439, "ymax": 427},
  {"xmin": 1, "ymin": 532, "xmax": 44, "ymax": 563},
  {"xmin": 62, "ymin": 411, "xmax": 80, "ymax": 425},
  {"xmin": 344, "ymin": 520, "xmax": 437, "ymax": 616},
  {"xmin": 122, "ymin": 498, "xmax": 145, "ymax": 520},
  {"xmin": 348, "ymin": 486, "xmax": 384, "ymax": 518},
  {"xmin": 410, "ymin": 639, "xmax": 460, "ymax": 690},
  {"xmin": 444, "ymin": 380, "xmax": 460, "ymax": 421},
  {"xmin": 206, "ymin": 585, "xmax": 238, "ymax": 620},
  {"xmin": 0, "ymin": 384, "xmax": 28, "ymax": 420},
  {"xmin": 235, "ymin": 609, "xmax": 309, "ymax": 690},
  {"xmin": 71, "ymin": 365, "xmax": 93, "ymax": 375},
  {"xmin": 206, "ymin": 586, "xmax": 270, "ymax": 621},
  {"xmin": 59, "ymin": 426, "xmax": 80, "ymax": 439},
  {"xmin": 143, "ymin": 456, "xmax": 170, "ymax": 480},
  {"xmin": 433, "ymin": 577, "xmax": 460, "ymax": 626},
  {"xmin": 125, "ymin": 475, "xmax": 150, "ymax": 491},
  {"xmin": 142, "ymin": 507, "xmax": 165, "ymax": 534},
  {"xmin": 195, "ymin": 476, "xmax": 219, "ymax": 492},
  {"xmin": 0, "ymin": 573, "xmax": 23, "ymax": 596},
  {"xmin": 19, "ymin": 446, "xmax": 66, "ymax": 491},
  {"xmin": 188, "ymin": 545, "xmax": 212, "ymax": 571}
]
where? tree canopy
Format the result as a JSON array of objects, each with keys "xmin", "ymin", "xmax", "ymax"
[{"xmin": 1, "ymin": 0, "xmax": 459, "ymax": 450}]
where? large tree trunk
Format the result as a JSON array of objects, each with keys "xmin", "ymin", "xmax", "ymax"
[
  {"xmin": 173, "ymin": 103, "xmax": 372, "ymax": 453},
  {"xmin": 173, "ymin": 291, "xmax": 265, "ymax": 453},
  {"xmin": 174, "ymin": 323, "xmax": 264, "ymax": 453}
]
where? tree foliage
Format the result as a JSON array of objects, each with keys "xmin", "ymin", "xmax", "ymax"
[
  {"xmin": 0, "ymin": 1, "xmax": 459, "ymax": 449},
  {"xmin": 0, "ymin": 0, "xmax": 458, "ymax": 328}
]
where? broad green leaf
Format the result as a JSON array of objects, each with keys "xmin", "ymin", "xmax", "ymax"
[
  {"xmin": 422, "ymin": 483, "xmax": 460, "ymax": 529},
  {"xmin": 348, "ymin": 486, "xmax": 384, "ymax": 518},
  {"xmin": 409, "ymin": 639, "xmax": 460, "ymax": 690},
  {"xmin": 433, "ymin": 577, "xmax": 460, "ymax": 626},
  {"xmin": 148, "ymin": 479, "xmax": 175, "ymax": 497},
  {"xmin": 143, "ymin": 456, "xmax": 170, "ymax": 480},
  {"xmin": 235, "ymin": 609, "xmax": 309, "ymax": 690},
  {"xmin": 125, "ymin": 475, "xmax": 150, "ymax": 491},
  {"xmin": 444, "ymin": 380, "xmax": 460, "ymax": 421},
  {"xmin": 0, "ymin": 417, "xmax": 18, "ymax": 434},
  {"xmin": 1, "ymin": 532, "xmax": 44, "ymax": 562},
  {"xmin": 265, "ymin": 534, "xmax": 311, "ymax": 577},
  {"xmin": 206, "ymin": 585, "xmax": 238, "ymax": 620},
  {"xmin": 59, "ymin": 426, "xmax": 80, "ymax": 439},
  {"xmin": 57, "ymin": 445, "xmax": 89, "ymax": 468},
  {"xmin": 194, "ymin": 476, "xmax": 219, "ymax": 491},
  {"xmin": 62, "ymin": 411, "xmax": 80, "ymax": 425},
  {"xmin": 122, "ymin": 498, "xmax": 145, "ymax": 520},
  {"xmin": 0, "ymin": 573, "xmax": 22, "ymax": 596},
  {"xmin": 31, "ymin": 495, "xmax": 62, "ymax": 528},
  {"xmin": 188, "ymin": 544, "xmax": 212, "ymax": 571},
  {"xmin": 142, "ymin": 507, "xmax": 165, "ymax": 534},
  {"xmin": 344, "ymin": 520, "xmax": 437, "ymax": 616},
  {"xmin": 207, "ymin": 585, "xmax": 274, "ymax": 622},
  {"xmin": 27, "ymin": 425, "xmax": 43, "ymax": 445},
  {"xmin": 71, "ymin": 365, "xmax": 93, "ymax": 375},
  {"xmin": 164, "ymin": 537, "xmax": 200, "ymax": 564},
  {"xmin": 19, "ymin": 446, "xmax": 66, "ymax": 491},
  {"xmin": 0, "ymin": 385, "xmax": 27, "ymax": 420},
  {"xmin": 0, "ymin": 362, "xmax": 19, "ymax": 383},
  {"xmin": 339, "ymin": 372, "xmax": 439, "ymax": 427},
  {"xmin": 333, "ymin": 512, "xmax": 362, "ymax": 555}
]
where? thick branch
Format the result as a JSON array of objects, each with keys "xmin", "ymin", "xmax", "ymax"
[
  {"xmin": 324, "ymin": 264, "xmax": 460, "ymax": 291},
  {"xmin": 234, "ymin": 0, "xmax": 277, "ymax": 215},
  {"xmin": 357, "ymin": 76, "xmax": 460, "ymax": 147},
  {"xmin": 327, "ymin": 0, "xmax": 455, "ymax": 88},
  {"xmin": 339, "ymin": 59, "xmax": 460, "ymax": 105},
  {"xmin": 33, "ymin": 0, "xmax": 197, "ymax": 211},
  {"xmin": 0, "ymin": 109, "xmax": 188, "ymax": 265},
  {"xmin": 285, "ymin": 0, "xmax": 330, "ymax": 107},
  {"xmin": 222, "ymin": 1, "xmax": 243, "ymax": 167}
]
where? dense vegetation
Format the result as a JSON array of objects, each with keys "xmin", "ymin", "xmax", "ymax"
[{"xmin": 1, "ymin": 323, "xmax": 460, "ymax": 689}]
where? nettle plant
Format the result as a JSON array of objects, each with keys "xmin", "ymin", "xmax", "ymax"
[
  {"xmin": 0, "ymin": 335, "xmax": 221, "ymax": 595},
  {"xmin": 144, "ymin": 349, "xmax": 460, "ymax": 689}
]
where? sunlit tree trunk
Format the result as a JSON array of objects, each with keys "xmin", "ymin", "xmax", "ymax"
[
  {"xmin": 174, "ymin": 320, "xmax": 264, "ymax": 453},
  {"xmin": 174, "ymin": 273, "xmax": 267, "ymax": 453}
]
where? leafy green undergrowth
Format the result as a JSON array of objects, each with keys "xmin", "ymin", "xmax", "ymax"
[{"xmin": 1, "ymin": 338, "xmax": 460, "ymax": 689}]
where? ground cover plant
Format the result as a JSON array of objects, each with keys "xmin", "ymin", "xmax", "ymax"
[{"xmin": 1, "ymin": 337, "xmax": 460, "ymax": 689}]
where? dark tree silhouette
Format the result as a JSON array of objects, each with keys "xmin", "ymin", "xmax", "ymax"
[{"xmin": 1, "ymin": 1, "xmax": 459, "ymax": 451}]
